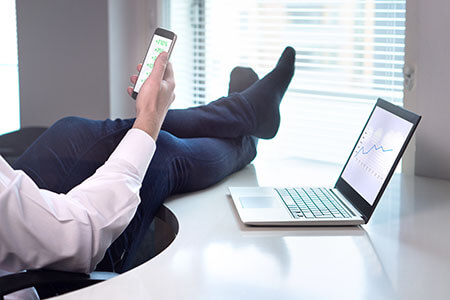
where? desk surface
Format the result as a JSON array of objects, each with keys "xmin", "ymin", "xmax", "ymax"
[{"xmin": 55, "ymin": 158, "xmax": 450, "ymax": 300}]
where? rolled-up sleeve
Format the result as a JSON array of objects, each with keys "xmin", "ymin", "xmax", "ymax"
[{"xmin": 0, "ymin": 128, "xmax": 156, "ymax": 274}]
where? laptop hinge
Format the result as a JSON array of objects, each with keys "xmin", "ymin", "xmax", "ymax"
[{"xmin": 330, "ymin": 188, "xmax": 366, "ymax": 221}]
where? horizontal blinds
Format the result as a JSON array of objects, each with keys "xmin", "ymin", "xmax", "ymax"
[
  {"xmin": 169, "ymin": 0, "xmax": 405, "ymax": 164},
  {"xmin": 168, "ymin": 0, "xmax": 195, "ymax": 108}
]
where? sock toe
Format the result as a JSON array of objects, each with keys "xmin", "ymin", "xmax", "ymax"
[
  {"xmin": 277, "ymin": 46, "xmax": 296, "ymax": 69},
  {"xmin": 275, "ymin": 47, "xmax": 296, "ymax": 84}
]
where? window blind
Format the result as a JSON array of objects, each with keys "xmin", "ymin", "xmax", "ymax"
[
  {"xmin": 169, "ymin": 0, "xmax": 405, "ymax": 165},
  {"xmin": 0, "ymin": 0, "xmax": 20, "ymax": 135}
]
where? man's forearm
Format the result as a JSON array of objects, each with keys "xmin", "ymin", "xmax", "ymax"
[{"xmin": 133, "ymin": 113, "xmax": 164, "ymax": 141}]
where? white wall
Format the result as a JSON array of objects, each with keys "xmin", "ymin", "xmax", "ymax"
[
  {"xmin": 108, "ymin": 0, "xmax": 159, "ymax": 119},
  {"xmin": 16, "ymin": 0, "xmax": 110, "ymax": 127},
  {"xmin": 404, "ymin": 0, "xmax": 450, "ymax": 180},
  {"xmin": 16, "ymin": 0, "xmax": 160, "ymax": 127}
]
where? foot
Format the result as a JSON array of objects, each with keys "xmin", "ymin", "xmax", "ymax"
[
  {"xmin": 228, "ymin": 67, "xmax": 259, "ymax": 95},
  {"xmin": 241, "ymin": 46, "xmax": 296, "ymax": 139}
]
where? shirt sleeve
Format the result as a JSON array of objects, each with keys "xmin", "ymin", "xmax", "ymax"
[{"xmin": 0, "ymin": 128, "xmax": 156, "ymax": 274}]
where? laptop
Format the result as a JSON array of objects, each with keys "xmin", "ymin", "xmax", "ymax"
[{"xmin": 229, "ymin": 98, "xmax": 421, "ymax": 226}]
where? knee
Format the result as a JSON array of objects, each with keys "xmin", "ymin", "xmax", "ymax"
[
  {"xmin": 53, "ymin": 116, "xmax": 84, "ymax": 127},
  {"xmin": 157, "ymin": 130, "xmax": 186, "ymax": 152},
  {"xmin": 49, "ymin": 116, "xmax": 98, "ymax": 145},
  {"xmin": 50, "ymin": 116, "xmax": 90, "ymax": 134},
  {"xmin": 152, "ymin": 131, "xmax": 182, "ymax": 166}
]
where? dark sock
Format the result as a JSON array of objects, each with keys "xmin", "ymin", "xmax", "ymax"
[
  {"xmin": 241, "ymin": 46, "xmax": 296, "ymax": 139},
  {"xmin": 228, "ymin": 67, "xmax": 259, "ymax": 95}
]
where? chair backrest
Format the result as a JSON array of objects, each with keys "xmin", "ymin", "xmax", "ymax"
[
  {"xmin": 0, "ymin": 270, "xmax": 116, "ymax": 300},
  {"xmin": 0, "ymin": 127, "xmax": 48, "ymax": 165},
  {"xmin": 0, "ymin": 206, "xmax": 179, "ymax": 298}
]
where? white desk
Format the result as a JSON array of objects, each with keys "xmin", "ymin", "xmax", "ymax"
[{"xmin": 54, "ymin": 158, "xmax": 450, "ymax": 300}]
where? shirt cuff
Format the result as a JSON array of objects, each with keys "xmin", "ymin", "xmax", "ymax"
[{"xmin": 108, "ymin": 128, "xmax": 156, "ymax": 179}]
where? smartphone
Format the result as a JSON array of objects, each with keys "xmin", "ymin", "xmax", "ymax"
[{"xmin": 132, "ymin": 27, "xmax": 177, "ymax": 99}]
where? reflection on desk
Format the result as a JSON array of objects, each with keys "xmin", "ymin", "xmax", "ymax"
[{"xmin": 54, "ymin": 158, "xmax": 450, "ymax": 300}]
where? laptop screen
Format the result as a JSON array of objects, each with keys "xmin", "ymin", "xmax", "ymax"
[{"xmin": 340, "ymin": 105, "xmax": 414, "ymax": 206}]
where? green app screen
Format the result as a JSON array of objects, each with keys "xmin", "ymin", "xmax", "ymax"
[{"xmin": 134, "ymin": 35, "xmax": 172, "ymax": 93}]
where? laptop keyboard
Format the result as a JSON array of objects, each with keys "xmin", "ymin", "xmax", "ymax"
[{"xmin": 275, "ymin": 187, "xmax": 352, "ymax": 219}]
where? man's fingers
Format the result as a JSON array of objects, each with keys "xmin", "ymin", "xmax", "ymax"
[
  {"xmin": 148, "ymin": 52, "xmax": 169, "ymax": 84},
  {"xmin": 127, "ymin": 86, "xmax": 133, "ymax": 97},
  {"xmin": 137, "ymin": 64, "xmax": 142, "ymax": 72},
  {"xmin": 163, "ymin": 62, "xmax": 175, "ymax": 87},
  {"xmin": 130, "ymin": 75, "xmax": 138, "ymax": 84}
]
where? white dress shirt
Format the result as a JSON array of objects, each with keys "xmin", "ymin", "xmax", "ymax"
[{"xmin": 0, "ymin": 128, "xmax": 156, "ymax": 299}]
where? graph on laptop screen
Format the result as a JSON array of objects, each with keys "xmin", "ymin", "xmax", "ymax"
[{"xmin": 341, "ymin": 107, "xmax": 413, "ymax": 205}]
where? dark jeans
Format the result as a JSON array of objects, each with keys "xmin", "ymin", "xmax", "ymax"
[{"xmin": 13, "ymin": 93, "xmax": 258, "ymax": 273}]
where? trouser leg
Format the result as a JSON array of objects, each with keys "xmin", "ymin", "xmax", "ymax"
[
  {"xmin": 161, "ymin": 93, "xmax": 257, "ymax": 139},
  {"xmin": 160, "ymin": 66, "xmax": 260, "ymax": 139},
  {"xmin": 13, "ymin": 116, "xmax": 134, "ymax": 193},
  {"xmin": 106, "ymin": 130, "xmax": 258, "ymax": 272},
  {"xmin": 13, "ymin": 116, "xmax": 257, "ymax": 273}
]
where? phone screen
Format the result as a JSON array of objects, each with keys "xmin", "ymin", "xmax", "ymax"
[{"xmin": 133, "ymin": 34, "xmax": 174, "ymax": 94}]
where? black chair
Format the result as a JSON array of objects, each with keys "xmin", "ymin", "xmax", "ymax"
[
  {"xmin": 0, "ymin": 270, "xmax": 116, "ymax": 300},
  {"xmin": 0, "ymin": 128, "xmax": 179, "ymax": 299},
  {"xmin": 0, "ymin": 127, "xmax": 48, "ymax": 165},
  {"xmin": 0, "ymin": 207, "xmax": 178, "ymax": 299}
]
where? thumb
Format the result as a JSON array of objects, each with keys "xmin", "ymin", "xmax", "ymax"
[{"xmin": 148, "ymin": 52, "xmax": 169, "ymax": 83}]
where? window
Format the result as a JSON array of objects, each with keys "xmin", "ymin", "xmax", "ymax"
[
  {"xmin": 169, "ymin": 0, "xmax": 405, "ymax": 165},
  {"xmin": 0, "ymin": 0, "xmax": 20, "ymax": 135}
]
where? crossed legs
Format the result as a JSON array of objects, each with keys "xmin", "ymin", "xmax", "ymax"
[
  {"xmin": 13, "ymin": 115, "xmax": 258, "ymax": 272},
  {"xmin": 13, "ymin": 47, "xmax": 296, "ymax": 272}
]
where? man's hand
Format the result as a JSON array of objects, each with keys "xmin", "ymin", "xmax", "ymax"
[{"xmin": 127, "ymin": 52, "xmax": 175, "ymax": 140}]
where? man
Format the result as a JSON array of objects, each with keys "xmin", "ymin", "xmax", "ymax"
[{"xmin": 0, "ymin": 47, "xmax": 295, "ymax": 296}]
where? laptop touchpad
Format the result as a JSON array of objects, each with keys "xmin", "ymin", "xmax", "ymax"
[{"xmin": 239, "ymin": 196, "xmax": 278, "ymax": 209}]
